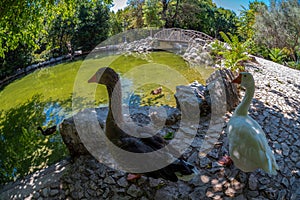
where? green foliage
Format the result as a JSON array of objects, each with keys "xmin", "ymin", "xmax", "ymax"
[
  {"xmin": 126, "ymin": 0, "xmax": 144, "ymax": 28},
  {"xmin": 287, "ymin": 61, "xmax": 300, "ymax": 69},
  {"xmin": 0, "ymin": 44, "xmax": 34, "ymax": 79},
  {"xmin": 213, "ymin": 8, "xmax": 238, "ymax": 39},
  {"xmin": 72, "ymin": 0, "xmax": 110, "ymax": 52},
  {"xmin": 48, "ymin": 0, "xmax": 110, "ymax": 54},
  {"xmin": 0, "ymin": 0, "xmax": 113, "ymax": 58},
  {"xmin": 142, "ymin": 0, "xmax": 163, "ymax": 28},
  {"xmin": 165, "ymin": 0, "xmax": 237, "ymax": 39},
  {"xmin": 237, "ymin": 1, "xmax": 266, "ymax": 42},
  {"xmin": 214, "ymin": 32, "xmax": 250, "ymax": 71},
  {"xmin": 120, "ymin": 0, "xmax": 237, "ymax": 39},
  {"xmin": 210, "ymin": 40, "xmax": 226, "ymax": 59},
  {"xmin": 254, "ymin": 0, "xmax": 300, "ymax": 62},
  {"xmin": 0, "ymin": 95, "xmax": 68, "ymax": 184},
  {"xmin": 47, "ymin": 14, "xmax": 76, "ymax": 57},
  {"xmin": 109, "ymin": 11, "xmax": 123, "ymax": 36},
  {"xmin": 164, "ymin": 132, "xmax": 175, "ymax": 140},
  {"xmin": 0, "ymin": 0, "xmax": 111, "ymax": 79},
  {"xmin": 268, "ymin": 48, "xmax": 288, "ymax": 64}
]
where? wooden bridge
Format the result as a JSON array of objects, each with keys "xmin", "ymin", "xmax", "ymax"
[{"xmin": 153, "ymin": 28, "xmax": 214, "ymax": 45}]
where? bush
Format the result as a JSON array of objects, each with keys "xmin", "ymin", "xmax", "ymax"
[
  {"xmin": 211, "ymin": 32, "xmax": 250, "ymax": 71},
  {"xmin": 268, "ymin": 48, "xmax": 288, "ymax": 64},
  {"xmin": 287, "ymin": 61, "xmax": 300, "ymax": 69}
]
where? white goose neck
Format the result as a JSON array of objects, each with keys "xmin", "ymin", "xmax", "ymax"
[{"xmin": 234, "ymin": 82, "xmax": 255, "ymax": 116}]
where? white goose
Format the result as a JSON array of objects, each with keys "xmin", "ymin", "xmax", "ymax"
[{"xmin": 221, "ymin": 72, "xmax": 279, "ymax": 175}]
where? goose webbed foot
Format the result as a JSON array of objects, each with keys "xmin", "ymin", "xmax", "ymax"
[
  {"xmin": 218, "ymin": 155, "xmax": 233, "ymax": 167},
  {"xmin": 127, "ymin": 173, "xmax": 142, "ymax": 181}
]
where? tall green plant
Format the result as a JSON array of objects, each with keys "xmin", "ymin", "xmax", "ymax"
[
  {"xmin": 217, "ymin": 32, "xmax": 250, "ymax": 71},
  {"xmin": 268, "ymin": 47, "xmax": 287, "ymax": 64}
]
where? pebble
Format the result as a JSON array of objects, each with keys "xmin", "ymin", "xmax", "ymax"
[
  {"xmin": 296, "ymin": 161, "xmax": 300, "ymax": 169},
  {"xmin": 104, "ymin": 176, "xmax": 116, "ymax": 184},
  {"xmin": 247, "ymin": 190, "xmax": 259, "ymax": 198},
  {"xmin": 281, "ymin": 177, "xmax": 289, "ymax": 188},
  {"xmin": 117, "ymin": 177, "xmax": 129, "ymax": 187},
  {"xmin": 149, "ymin": 178, "xmax": 162, "ymax": 188},
  {"xmin": 127, "ymin": 184, "xmax": 143, "ymax": 197},
  {"xmin": 49, "ymin": 189, "xmax": 59, "ymax": 196},
  {"xmin": 277, "ymin": 189, "xmax": 287, "ymax": 200},
  {"xmin": 248, "ymin": 174, "xmax": 258, "ymax": 190},
  {"xmin": 199, "ymin": 156, "xmax": 212, "ymax": 168},
  {"xmin": 281, "ymin": 143, "xmax": 290, "ymax": 156},
  {"xmin": 41, "ymin": 188, "xmax": 49, "ymax": 197},
  {"xmin": 188, "ymin": 186, "xmax": 207, "ymax": 200}
]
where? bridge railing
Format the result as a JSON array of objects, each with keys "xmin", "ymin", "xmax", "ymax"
[{"xmin": 153, "ymin": 28, "xmax": 213, "ymax": 43}]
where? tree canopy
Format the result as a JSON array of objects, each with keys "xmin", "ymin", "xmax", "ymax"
[{"xmin": 254, "ymin": 0, "xmax": 300, "ymax": 61}]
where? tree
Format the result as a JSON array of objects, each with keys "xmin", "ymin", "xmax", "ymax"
[
  {"xmin": 143, "ymin": 0, "xmax": 163, "ymax": 27},
  {"xmin": 126, "ymin": 0, "xmax": 145, "ymax": 28},
  {"xmin": 72, "ymin": 0, "xmax": 110, "ymax": 52},
  {"xmin": 237, "ymin": 1, "xmax": 266, "ymax": 42},
  {"xmin": 0, "ymin": 0, "xmax": 113, "ymax": 78},
  {"xmin": 213, "ymin": 8, "xmax": 238, "ymax": 39},
  {"xmin": 109, "ymin": 11, "xmax": 123, "ymax": 36},
  {"xmin": 48, "ymin": 15, "xmax": 77, "ymax": 57},
  {"xmin": 164, "ymin": 0, "xmax": 237, "ymax": 39},
  {"xmin": 254, "ymin": 0, "xmax": 300, "ymax": 61},
  {"xmin": 0, "ymin": 0, "xmax": 78, "ymax": 58}
]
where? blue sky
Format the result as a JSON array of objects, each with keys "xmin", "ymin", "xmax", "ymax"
[
  {"xmin": 111, "ymin": 0, "xmax": 270, "ymax": 14},
  {"xmin": 213, "ymin": 0, "xmax": 270, "ymax": 14}
]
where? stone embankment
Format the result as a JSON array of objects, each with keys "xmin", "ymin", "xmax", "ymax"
[{"xmin": 1, "ymin": 58, "xmax": 300, "ymax": 199}]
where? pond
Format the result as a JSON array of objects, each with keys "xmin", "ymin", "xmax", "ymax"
[{"xmin": 0, "ymin": 51, "xmax": 214, "ymax": 184}]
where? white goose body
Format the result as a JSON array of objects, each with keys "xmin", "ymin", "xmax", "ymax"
[{"xmin": 228, "ymin": 72, "xmax": 279, "ymax": 175}]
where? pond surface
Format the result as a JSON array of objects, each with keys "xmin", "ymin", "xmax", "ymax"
[{"xmin": 0, "ymin": 51, "xmax": 214, "ymax": 184}]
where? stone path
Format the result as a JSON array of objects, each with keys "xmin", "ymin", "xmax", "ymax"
[{"xmin": 1, "ymin": 57, "xmax": 300, "ymax": 199}]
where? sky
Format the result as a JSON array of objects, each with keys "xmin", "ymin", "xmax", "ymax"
[{"xmin": 111, "ymin": 0, "xmax": 270, "ymax": 14}]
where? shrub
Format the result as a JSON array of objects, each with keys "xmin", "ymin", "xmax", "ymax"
[
  {"xmin": 268, "ymin": 48, "xmax": 288, "ymax": 64},
  {"xmin": 212, "ymin": 32, "xmax": 250, "ymax": 71}
]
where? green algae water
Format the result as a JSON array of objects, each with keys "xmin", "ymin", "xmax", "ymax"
[{"xmin": 0, "ymin": 51, "xmax": 214, "ymax": 184}]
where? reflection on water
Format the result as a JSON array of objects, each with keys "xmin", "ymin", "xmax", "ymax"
[
  {"xmin": 43, "ymin": 102, "xmax": 66, "ymax": 127},
  {"xmin": 0, "ymin": 95, "xmax": 68, "ymax": 184}
]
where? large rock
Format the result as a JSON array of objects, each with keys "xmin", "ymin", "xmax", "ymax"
[
  {"xmin": 206, "ymin": 68, "xmax": 239, "ymax": 112},
  {"xmin": 59, "ymin": 117, "xmax": 90, "ymax": 158},
  {"xmin": 174, "ymin": 81, "xmax": 211, "ymax": 117}
]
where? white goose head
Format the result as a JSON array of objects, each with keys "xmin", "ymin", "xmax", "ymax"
[{"xmin": 232, "ymin": 72, "xmax": 254, "ymax": 89}]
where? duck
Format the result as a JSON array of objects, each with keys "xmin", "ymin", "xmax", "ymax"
[
  {"xmin": 219, "ymin": 72, "xmax": 279, "ymax": 175},
  {"xmin": 88, "ymin": 67, "xmax": 198, "ymax": 182},
  {"xmin": 37, "ymin": 125, "xmax": 57, "ymax": 136},
  {"xmin": 150, "ymin": 86, "xmax": 163, "ymax": 95}
]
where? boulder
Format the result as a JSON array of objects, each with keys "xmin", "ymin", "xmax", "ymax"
[
  {"xmin": 206, "ymin": 68, "xmax": 239, "ymax": 112},
  {"xmin": 174, "ymin": 82, "xmax": 211, "ymax": 117}
]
